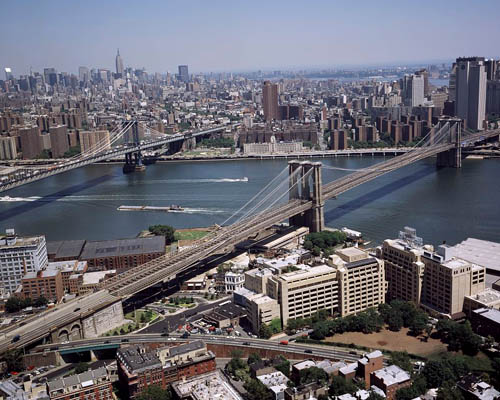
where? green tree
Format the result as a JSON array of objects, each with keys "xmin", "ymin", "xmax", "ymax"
[
  {"xmin": 63, "ymin": 146, "xmax": 81, "ymax": 158},
  {"xmin": 437, "ymin": 381, "xmax": 464, "ymax": 400},
  {"xmin": 148, "ymin": 225, "xmax": 176, "ymax": 244},
  {"xmin": 390, "ymin": 352, "xmax": 413, "ymax": 373},
  {"xmin": 74, "ymin": 362, "xmax": 90, "ymax": 374},
  {"xmin": 408, "ymin": 312, "xmax": 429, "ymax": 336},
  {"xmin": 247, "ymin": 353, "xmax": 262, "ymax": 366},
  {"xmin": 329, "ymin": 375, "xmax": 358, "ymax": 396},
  {"xmin": 259, "ymin": 323, "xmax": 273, "ymax": 339},
  {"xmin": 299, "ymin": 366, "xmax": 329, "ymax": 385},
  {"xmin": 243, "ymin": 379, "xmax": 273, "ymax": 400},
  {"xmin": 275, "ymin": 355, "xmax": 291, "ymax": 377},
  {"xmin": 269, "ymin": 318, "xmax": 282, "ymax": 334},
  {"xmin": 387, "ymin": 312, "xmax": 404, "ymax": 331},
  {"xmin": 140, "ymin": 313, "xmax": 147, "ymax": 324},
  {"xmin": 3, "ymin": 350, "xmax": 24, "ymax": 372},
  {"xmin": 367, "ymin": 392, "xmax": 386, "ymax": 400},
  {"xmin": 136, "ymin": 385, "xmax": 172, "ymax": 400}
]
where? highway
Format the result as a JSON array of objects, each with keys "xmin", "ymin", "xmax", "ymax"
[{"xmin": 31, "ymin": 333, "xmax": 365, "ymax": 363}]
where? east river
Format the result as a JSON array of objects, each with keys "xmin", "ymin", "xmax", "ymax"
[{"xmin": 1, "ymin": 156, "xmax": 499, "ymax": 247}]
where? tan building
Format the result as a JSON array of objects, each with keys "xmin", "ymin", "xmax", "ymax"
[
  {"xmin": 267, "ymin": 265, "xmax": 339, "ymax": 324},
  {"xmin": 244, "ymin": 268, "xmax": 273, "ymax": 295},
  {"xmin": 245, "ymin": 292, "xmax": 281, "ymax": 334},
  {"xmin": 376, "ymin": 228, "xmax": 430, "ymax": 304},
  {"xmin": 0, "ymin": 136, "xmax": 17, "ymax": 160},
  {"xmin": 334, "ymin": 248, "xmax": 386, "ymax": 317},
  {"xmin": 79, "ymin": 130, "xmax": 111, "ymax": 154},
  {"xmin": 421, "ymin": 249, "xmax": 485, "ymax": 318},
  {"xmin": 47, "ymin": 260, "xmax": 88, "ymax": 293},
  {"xmin": 463, "ymin": 287, "xmax": 500, "ymax": 317},
  {"xmin": 19, "ymin": 126, "xmax": 44, "ymax": 159}
]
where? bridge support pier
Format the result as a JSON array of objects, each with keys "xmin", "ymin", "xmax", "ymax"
[
  {"xmin": 288, "ymin": 160, "xmax": 324, "ymax": 233},
  {"xmin": 436, "ymin": 118, "xmax": 462, "ymax": 168},
  {"xmin": 123, "ymin": 121, "xmax": 146, "ymax": 174}
]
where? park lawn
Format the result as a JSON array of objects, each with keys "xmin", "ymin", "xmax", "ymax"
[
  {"xmin": 174, "ymin": 230, "xmax": 211, "ymax": 241},
  {"xmin": 125, "ymin": 309, "xmax": 159, "ymax": 324},
  {"xmin": 324, "ymin": 327, "xmax": 448, "ymax": 357}
]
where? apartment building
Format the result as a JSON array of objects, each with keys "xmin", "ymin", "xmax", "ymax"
[
  {"xmin": 0, "ymin": 229, "xmax": 48, "ymax": 293},
  {"xmin": 267, "ymin": 265, "xmax": 339, "ymax": 324},
  {"xmin": 334, "ymin": 248, "xmax": 386, "ymax": 317},
  {"xmin": 421, "ymin": 248, "xmax": 485, "ymax": 318},
  {"xmin": 376, "ymin": 228, "xmax": 429, "ymax": 303},
  {"xmin": 244, "ymin": 267, "xmax": 273, "ymax": 295}
]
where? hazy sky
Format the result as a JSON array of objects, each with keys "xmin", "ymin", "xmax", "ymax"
[{"xmin": 2, "ymin": 0, "xmax": 500, "ymax": 76}]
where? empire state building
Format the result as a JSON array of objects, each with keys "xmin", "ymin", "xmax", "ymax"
[{"xmin": 115, "ymin": 49, "xmax": 124, "ymax": 77}]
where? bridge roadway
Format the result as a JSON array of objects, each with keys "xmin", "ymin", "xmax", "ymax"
[
  {"xmin": 1, "ymin": 127, "xmax": 498, "ymax": 353},
  {"xmin": 0, "ymin": 125, "xmax": 226, "ymax": 193},
  {"xmin": 31, "ymin": 334, "xmax": 364, "ymax": 363}
]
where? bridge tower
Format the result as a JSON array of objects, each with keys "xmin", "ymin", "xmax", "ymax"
[
  {"xmin": 123, "ymin": 121, "xmax": 146, "ymax": 174},
  {"xmin": 288, "ymin": 160, "xmax": 324, "ymax": 232},
  {"xmin": 436, "ymin": 118, "xmax": 462, "ymax": 168}
]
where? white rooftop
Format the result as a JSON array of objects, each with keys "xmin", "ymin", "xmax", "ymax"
[
  {"xmin": 443, "ymin": 238, "xmax": 500, "ymax": 273},
  {"xmin": 372, "ymin": 365, "xmax": 411, "ymax": 386},
  {"xmin": 257, "ymin": 371, "xmax": 290, "ymax": 388},
  {"xmin": 82, "ymin": 270, "xmax": 116, "ymax": 285},
  {"xmin": 293, "ymin": 360, "xmax": 316, "ymax": 371},
  {"xmin": 466, "ymin": 288, "xmax": 500, "ymax": 305}
]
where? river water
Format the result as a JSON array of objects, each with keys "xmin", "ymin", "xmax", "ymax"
[{"xmin": 0, "ymin": 156, "xmax": 499, "ymax": 247}]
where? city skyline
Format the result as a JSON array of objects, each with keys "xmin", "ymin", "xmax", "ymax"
[{"xmin": 2, "ymin": 0, "xmax": 500, "ymax": 75}]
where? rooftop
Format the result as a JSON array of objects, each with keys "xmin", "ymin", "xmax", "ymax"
[
  {"xmin": 117, "ymin": 345, "xmax": 162, "ymax": 374},
  {"xmin": 47, "ymin": 240, "xmax": 86, "ymax": 259},
  {"xmin": 444, "ymin": 238, "xmax": 500, "ymax": 273},
  {"xmin": 472, "ymin": 308, "xmax": 500, "ymax": 324},
  {"xmin": 372, "ymin": 365, "xmax": 411, "ymax": 386},
  {"xmin": 172, "ymin": 370, "xmax": 243, "ymax": 400},
  {"xmin": 82, "ymin": 270, "xmax": 116, "ymax": 285},
  {"xmin": 466, "ymin": 288, "xmax": 500, "ymax": 305},
  {"xmin": 278, "ymin": 264, "xmax": 336, "ymax": 282},
  {"xmin": 47, "ymin": 367, "xmax": 108, "ymax": 393},
  {"xmin": 80, "ymin": 236, "xmax": 165, "ymax": 260},
  {"xmin": 257, "ymin": 371, "xmax": 290, "ymax": 388}
]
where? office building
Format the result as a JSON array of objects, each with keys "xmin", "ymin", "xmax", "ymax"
[
  {"xmin": 47, "ymin": 367, "xmax": 113, "ymax": 400},
  {"xmin": 267, "ymin": 265, "xmax": 339, "ymax": 324},
  {"xmin": 244, "ymin": 292, "xmax": 280, "ymax": 334},
  {"xmin": 333, "ymin": 248, "xmax": 386, "ymax": 317},
  {"xmin": 115, "ymin": 48, "xmax": 124, "ymax": 77},
  {"xmin": 401, "ymin": 74, "xmax": 425, "ymax": 107},
  {"xmin": 178, "ymin": 65, "xmax": 189, "ymax": 82},
  {"xmin": 0, "ymin": 137, "xmax": 17, "ymax": 160},
  {"xmin": 78, "ymin": 66, "xmax": 89, "ymax": 82},
  {"xmin": 262, "ymin": 81, "xmax": 279, "ymax": 122},
  {"xmin": 4, "ymin": 67, "xmax": 13, "ymax": 81},
  {"xmin": 0, "ymin": 230, "xmax": 48, "ymax": 293},
  {"xmin": 49, "ymin": 125, "xmax": 69, "ymax": 158},
  {"xmin": 79, "ymin": 130, "xmax": 111, "ymax": 153},
  {"xmin": 455, "ymin": 57, "xmax": 487, "ymax": 130},
  {"xmin": 79, "ymin": 236, "xmax": 165, "ymax": 273},
  {"xmin": 377, "ymin": 227, "xmax": 429, "ymax": 303},
  {"xmin": 421, "ymin": 247, "xmax": 485, "ymax": 318}
]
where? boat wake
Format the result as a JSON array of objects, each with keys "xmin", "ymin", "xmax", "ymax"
[{"xmin": 135, "ymin": 177, "xmax": 249, "ymax": 184}]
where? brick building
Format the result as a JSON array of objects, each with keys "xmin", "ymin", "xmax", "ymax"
[
  {"xmin": 47, "ymin": 367, "xmax": 113, "ymax": 400},
  {"xmin": 19, "ymin": 268, "xmax": 64, "ymax": 303},
  {"xmin": 117, "ymin": 340, "xmax": 216, "ymax": 399}
]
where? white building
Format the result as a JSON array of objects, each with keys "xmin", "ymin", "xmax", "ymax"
[
  {"xmin": 0, "ymin": 230, "xmax": 48, "ymax": 293},
  {"xmin": 225, "ymin": 271, "xmax": 245, "ymax": 293}
]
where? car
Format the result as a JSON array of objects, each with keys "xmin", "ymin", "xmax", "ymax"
[
  {"xmin": 11, "ymin": 335, "xmax": 20, "ymax": 343},
  {"xmin": 280, "ymin": 340, "xmax": 289, "ymax": 345},
  {"xmin": 161, "ymin": 333, "xmax": 169, "ymax": 337},
  {"xmin": 243, "ymin": 342, "xmax": 251, "ymax": 346},
  {"xmin": 104, "ymin": 341, "xmax": 110, "ymax": 344},
  {"xmin": 121, "ymin": 339, "xmax": 129, "ymax": 343},
  {"xmin": 304, "ymin": 349, "xmax": 313, "ymax": 354},
  {"xmin": 181, "ymin": 332, "xmax": 190, "ymax": 339}
]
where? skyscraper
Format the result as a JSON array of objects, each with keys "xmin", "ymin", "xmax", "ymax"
[
  {"xmin": 115, "ymin": 49, "xmax": 124, "ymax": 77},
  {"xmin": 401, "ymin": 74, "xmax": 424, "ymax": 107},
  {"xmin": 4, "ymin": 67, "xmax": 13, "ymax": 80},
  {"xmin": 455, "ymin": 57, "xmax": 487, "ymax": 131},
  {"xmin": 178, "ymin": 65, "xmax": 189, "ymax": 82},
  {"xmin": 262, "ymin": 81, "xmax": 279, "ymax": 121}
]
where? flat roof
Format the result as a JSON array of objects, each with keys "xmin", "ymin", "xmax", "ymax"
[
  {"xmin": 172, "ymin": 370, "xmax": 243, "ymax": 400},
  {"xmin": 279, "ymin": 264, "xmax": 335, "ymax": 282},
  {"xmin": 47, "ymin": 240, "xmax": 86, "ymax": 259},
  {"xmin": 472, "ymin": 307, "xmax": 500, "ymax": 324},
  {"xmin": 446, "ymin": 238, "xmax": 500, "ymax": 273},
  {"xmin": 80, "ymin": 236, "xmax": 165, "ymax": 259},
  {"xmin": 345, "ymin": 257, "xmax": 379, "ymax": 269}
]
